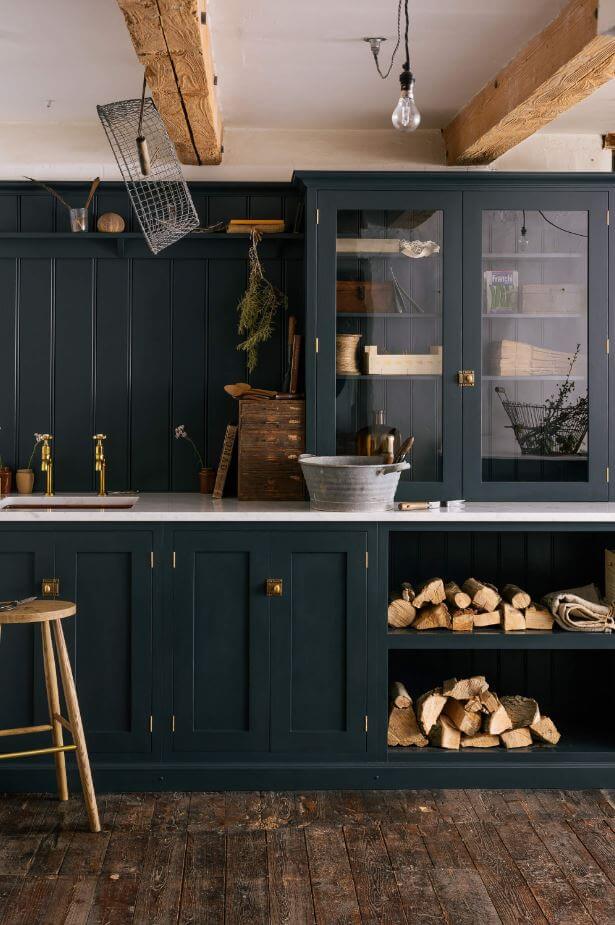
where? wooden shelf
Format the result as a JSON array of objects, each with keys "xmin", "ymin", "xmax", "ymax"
[
  {"xmin": 337, "ymin": 374, "xmax": 442, "ymax": 381},
  {"xmin": 387, "ymin": 627, "xmax": 613, "ymax": 649},
  {"xmin": 337, "ymin": 312, "xmax": 441, "ymax": 319},
  {"xmin": 482, "ymin": 313, "xmax": 583, "ymax": 319},
  {"xmin": 482, "ymin": 252, "xmax": 585, "ymax": 259},
  {"xmin": 483, "ymin": 374, "xmax": 586, "ymax": 381}
]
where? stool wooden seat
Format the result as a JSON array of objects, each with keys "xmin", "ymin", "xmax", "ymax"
[{"xmin": 0, "ymin": 599, "xmax": 100, "ymax": 833}]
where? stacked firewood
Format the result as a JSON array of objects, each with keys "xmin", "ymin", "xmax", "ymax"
[
  {"xmin": 388, "ymin": 677, "xmax": 560, "ymax": 750},
  {"xmin": 387, "ymin": 577, "xmax": 554, "ymax": 632}
]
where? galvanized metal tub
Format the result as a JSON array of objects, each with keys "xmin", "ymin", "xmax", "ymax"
[{"xmin": 299, "ymin": 454, "xmax": 410, "ymax": 512}]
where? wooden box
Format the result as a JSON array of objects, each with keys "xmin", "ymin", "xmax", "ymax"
[
  {"xmin": 521, "ymin": 284, "xmax": 585, "ymax": 314},
  {"xmin": 336, "ymin": 281, "xmax": 395, "ymax": 313},
  {"xmin": 363, "ymin": 344, "xmax": 443, "ymax": 375},
  {"xmin": 238, "ymin": 399, "xmax": 306, "ymax": 501}
]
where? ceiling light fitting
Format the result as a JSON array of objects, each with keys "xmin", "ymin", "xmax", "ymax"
[{"xmin": 364, "ymin": 0, "xmax": 420, "ymax": 132}]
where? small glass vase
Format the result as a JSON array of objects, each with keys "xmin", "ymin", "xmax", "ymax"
[{"xmin": 70, "ymin": 207, "xmax": 88, "ymax": 232}]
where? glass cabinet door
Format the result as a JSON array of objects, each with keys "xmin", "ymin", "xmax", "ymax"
[
  {"xmin": 316, "ymin": 190, "xmax": 462, "ymax": 499},
  {"xmin": 463, "ymin": 190, "xmax": 608, "ymax": 500}
]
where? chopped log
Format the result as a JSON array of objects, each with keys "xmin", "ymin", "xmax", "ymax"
[
  {"xmin": 465, "ymin": 697, "xmax": 483, "ymax": 713},
  {"xmin": 499, "ymin": 602, "xmax": 526, "ymax": 632},
  {"xmin": 484, "ymin": 703, "xmax": 513, "ymax": 736},
  {"xmin": 387, "ymin": 704, "xmax": 428, "ymax": 747},
  {"xmin": 444, "ymin": 580, "xmax": 471, "ymax": 610},
  {"xmin": 429, "ymin": 715, "xmax": 461, "ymax": 750},
  {"xmin": 501, "ymin": 727, "xmax": 533, "ymax": 749},
  {"xmin": 443, "ymin": 699, "xmax": 482, "ymax": 736},
  {"xmin": 452, "ymin": 609, "xmax": 474, "ymax": 632},
  {"xmin": 502, "ymin": 583, "xmax": 531, "ymax": 610},
  {"xmin": 413, "ymin": 603, "xmax": 451, "ymax": 631},
  {"xmin": 525, "ymin": 603, "xmax": 555, "ymax": 631},
  {"xmin": 462, "ymin": 577, "xmax": 501, "ymax": 612},
  {"xmin": 390, "ymin": 680, "xmax": 412, "ymax": 710},
  {"xmin": 443, "ymin": 676, "xmax": 488, "ymax": 700},
  {"xmin": 530, "ymin": 716, "xmax": 561, "ymax": 745},
  {"xmin": 416, "ymin": 688, "xmax": 447, "ymax": 736},
  {"xmin": 472, "ymin": 610, "xmax": 501, "ymax": 628},
  {"xmin": 387, "ymin": 597, "xmax": 417, "ymax": 628},
  {"xmin": 500, "ymin": 695, "xmax": 540, "ymax": 729},
  {"xmin": 413, "ymin": 578, "xmax": 445, "ymax": 608},
  {"xmin": 461, "ymin": 732, "xmax": 500, "ymax": 748},
  {"xmin": 480, "ymin": 689, "xmax": 500, "ymax": 713},
  {"xmin": 401, "ymin": 582, "xmax": 415, "ymax": 603}
]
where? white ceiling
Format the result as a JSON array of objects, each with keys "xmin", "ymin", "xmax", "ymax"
[{"xmin": 0, "ymin": 0, "xmax": 612, "ymax": 136}]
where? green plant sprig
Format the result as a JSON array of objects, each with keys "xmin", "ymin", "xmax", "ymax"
[{"xmin": 237, "ymin": 231, "xmax": 287, "ymax": 373}]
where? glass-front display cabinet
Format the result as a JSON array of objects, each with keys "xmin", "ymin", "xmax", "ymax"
[
  {"xmin": 314, "ymin": 190, "xmax": 463, "ymax": 500},
  {"xmin": 304, "ymin": 177, "xmax": 609, "ymax": 501}
]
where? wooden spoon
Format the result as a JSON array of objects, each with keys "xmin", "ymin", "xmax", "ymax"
[
  {"xmin": 394, "ymin": 435, "xmax": 415, "ymax": 463},
  {"xmin": 224, "ymin": 382, "xmax": 277, "ymax": 399}
]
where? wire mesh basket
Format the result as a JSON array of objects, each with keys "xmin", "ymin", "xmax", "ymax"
[
  {"xmin": 495, "ymin": 386, "xmax": 588, "ymax": 456},
  {"xmin": 97, "ymin": 96, "xmax": 199, "ymax": 254}
]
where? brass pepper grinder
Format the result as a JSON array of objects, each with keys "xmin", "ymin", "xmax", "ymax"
[
  {"xmin": 40, "ymin": 434, "xmax": 54, "ymax": 497},
  {"xmin": 93, "ymin": 434, "xmax": 107, "ymax": 496}
]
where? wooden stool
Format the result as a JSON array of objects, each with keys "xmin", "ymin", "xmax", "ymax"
[{"xmin": 0, "ymin": 600, "xmax": 100, "ymax": 833}]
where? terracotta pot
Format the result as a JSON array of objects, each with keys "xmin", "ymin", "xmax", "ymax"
[
  {"xmin": 199, "ymin": 467, "xmax": 217, "ymax": 494},
  {"xmin": 0, "ymin": 467, "xmax": 12, "ymax": 496},
  {"xmin": 16, "ymin": 469, "xmax": 35, "ymax": 494}
]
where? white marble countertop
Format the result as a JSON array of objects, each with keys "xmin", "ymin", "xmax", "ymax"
[{"xmin": 2, "ymin": 493, "xmax": 615, "ymax": 522}]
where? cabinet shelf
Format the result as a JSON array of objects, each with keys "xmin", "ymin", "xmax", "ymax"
[
  {"xmin": 482, "ymin": 252, "xmax": 585, "ymax": 259},
  {"xmin": 387, "ymin": 627, "xmax": 611, "ymax": 649},
  {"xmin": 483, "ymin": 374, "xmax": 585, "ymax": 381},
  {"xmin": 482, "ymin": 313, "xmax": 583, "ymax": 320},
  {"xmin": 337, "ymin": 374, "xmax": 442, "ymax": 381},
  {"xmin": 337, "ymin": 312, "xmax": 441, "ymax": 319}
]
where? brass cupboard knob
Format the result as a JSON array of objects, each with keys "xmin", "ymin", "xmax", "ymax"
[{"xmin": 266, "ymin": 579, "xmax": 283, "ymax": 597}]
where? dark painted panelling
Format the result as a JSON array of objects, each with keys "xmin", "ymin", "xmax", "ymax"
[{"xmin": 0, "ymin": 183, "xmax": 304, "ymax": 491}]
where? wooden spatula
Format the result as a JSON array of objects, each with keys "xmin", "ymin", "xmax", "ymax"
[{"xmin": 224, "ymin": 382, "xmax": 277, "ymax": 399}]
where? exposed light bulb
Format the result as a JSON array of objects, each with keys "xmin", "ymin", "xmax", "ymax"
[
  {"xmin": 518, "ymin": 225, "xmax": 529, "ymax": 251},
  {"xmin": 392, "ymin": 76, "xmax": 420, "ymax": 132}
]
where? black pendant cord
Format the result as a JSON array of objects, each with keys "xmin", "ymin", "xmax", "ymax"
[
  {"xmin": 372, "ymin": 0, "xmax": 402, "ymax": 79},
  {"xmin": 522, "ymin": 208, "xmax": 587, "ymax": 239}
]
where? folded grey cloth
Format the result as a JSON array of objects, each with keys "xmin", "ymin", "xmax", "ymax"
[{"xmin": 542, "ymin": 583, "xmax": 615, "ymax": 633}]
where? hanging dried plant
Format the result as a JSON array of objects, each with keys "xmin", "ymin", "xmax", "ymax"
[{"xmin": 236, "ymin": 231, "xmax": 287, "ymax": 373}]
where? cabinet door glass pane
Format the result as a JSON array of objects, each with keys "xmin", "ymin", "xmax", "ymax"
[
  {"xmin": 481, "ymin": 210, "xmax": 588, "ymax": 482},
  {"xmin": 336, "ymin": 208, "xmax": 443, "ymax": 483}
]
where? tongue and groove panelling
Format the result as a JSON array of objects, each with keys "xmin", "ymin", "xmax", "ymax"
[{"xmin": 0, "ymin": 183, "xmax": 303, "ymax": 491}]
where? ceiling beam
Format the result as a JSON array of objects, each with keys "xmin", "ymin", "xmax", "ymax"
[
  {"xmin": 116, "ymin": 0, "xmax": 222, "ymax": 166},
  {"xmin": 443, "ymin": 0, "xmax": 615, "ymax": 166}
]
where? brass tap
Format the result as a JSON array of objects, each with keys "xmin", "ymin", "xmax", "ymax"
[
  {"xmin": 40, "ymin": 435, "xmax": 54, "ymax": 497},
  {"xmin": 93, "ymin": 434, "xmax": 107, "ymax": 496}
]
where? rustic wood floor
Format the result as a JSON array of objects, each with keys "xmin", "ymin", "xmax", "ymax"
[{"xmin": 0, "ymin": 790, "xmax": 615, "ymax": 923}]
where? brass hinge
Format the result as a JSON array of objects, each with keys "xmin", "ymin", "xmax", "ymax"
[
  {"xmin": 150, "ymin": 551, "xmax": 154, "ymax": 569},
  {"xmin": 364, "ymin": 715, "xmax": 368, "ymax": 733},
  {"xmin": 608, "ymin": 209, "xmax": 610, "ymax": 226},
  {"xmin": 171, "ymin": 715, "xmax": 176, "ymax": 733},
  {"xmin": 315, "ymin": 337, "xmax": 319, "ymax": 354},
  {"xmin": 172, "ymin": 551, "xmax": 176, "ymax": 569},
  {"xmin": 41, "ymin": 578, "xmax": 60, "ymax": 598},
  {"xmin": 457, "ymin": 370, "xmax": 475, "ymax": 387},
  {"xmin": 607, "ymin": 467, "xmax": 610, "ymax": 484},
  {"xmin": 316, "ymin": 208, "xmax": 320, "ymax": 224},
  {"xmin": 365, "ymin": 551, "xmax": 369, "ymax": 569},
  {"xmin": 149, "ymin": 715, "xmax": 153, "ymax": 733}
]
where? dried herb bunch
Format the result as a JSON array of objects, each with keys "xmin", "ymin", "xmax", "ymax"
[
  {"xmin": 538, "ymin": 344, "xmax": 588, "ymax": 455},
  {"xmin": 237, "ymin": 231, "xmax": 287, "ymax": 372}
]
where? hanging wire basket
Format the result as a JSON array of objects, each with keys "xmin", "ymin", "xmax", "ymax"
[
  {"xmin": 97, "ymin": 96, "xmax": 199, "ymax": 254},
  {"xmin": 495, "ymin": 387, "xmax": 588, "ymax": 456}
]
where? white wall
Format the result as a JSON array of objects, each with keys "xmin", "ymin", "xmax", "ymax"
[{"xmin": 0, "ymin": 123, "xmax": 609, "ymax": 180}]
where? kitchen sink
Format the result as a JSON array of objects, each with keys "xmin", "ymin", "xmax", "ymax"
[{"xmin": 0, "ymin": 494, "xmax": 139, "ymax": 511}]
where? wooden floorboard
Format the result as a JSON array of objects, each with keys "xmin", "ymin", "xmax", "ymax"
[{"xmin": 2, "ymin": 790, "xmax": 615, "ymax": 923}]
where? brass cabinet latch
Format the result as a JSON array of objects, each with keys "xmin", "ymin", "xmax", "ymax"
[
  {"xmin": 266, "ymin": 579, "xmax": 283, "ymax": 597},
  {"xmin": 41, "ymin": 578, "xmax": 60, "ymax": 598},
  {"xmin": 457, "ymin": 370, "xmax": 475, "ymax": 387}
]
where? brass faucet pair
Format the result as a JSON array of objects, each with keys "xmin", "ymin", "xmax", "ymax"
[{"xmin": 39, "ymin": 434, "xmax": 108, "ymax": 497}]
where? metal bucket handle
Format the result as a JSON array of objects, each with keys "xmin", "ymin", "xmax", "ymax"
[{"xmin": 374, "ymin": 462, "xmax": 411, "ymax": 476}]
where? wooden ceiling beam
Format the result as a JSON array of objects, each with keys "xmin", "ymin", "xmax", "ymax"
[
  {"xmin": 116, "ymin": 0, "xmax": 222, "ymax": 166},
  {"xmin": 443, "ymin": 0, "xmax": 615, "ymax": 166}
]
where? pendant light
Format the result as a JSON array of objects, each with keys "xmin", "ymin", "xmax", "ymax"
[{"xmin": 364, "ymin": 0, "xmax": 421, "ymax": 132}]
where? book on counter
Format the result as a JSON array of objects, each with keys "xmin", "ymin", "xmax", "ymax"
[{"xmin": 227, "ymin": 219, "xmax": 286, "ymax": 234}]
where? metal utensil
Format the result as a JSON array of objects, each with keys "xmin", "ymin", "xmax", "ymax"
[
  {"xmin": 0, "ymin": 596, "xmax": 37, "ymax": 613},
  {"xmin": 394, "ymin": 436, "xmax": 415, "ymax": 463}
]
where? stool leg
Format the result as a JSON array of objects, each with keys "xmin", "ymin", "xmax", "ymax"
[
  {"xmin": 52, "ymin": 619, "xmax": 100, "ymax": 833},
  {"xmin": 40, "ymin": 622, "xmax": 69, "ymax": 802}
]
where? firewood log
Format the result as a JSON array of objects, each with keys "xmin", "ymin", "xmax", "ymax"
[
  {"xmin": 499, "ymin": 602, "xmax": 526, "ymax": 632},
  {"xmin": 461, "ymin": 732, "xmax": 500, "ymax": 748},
  {"xmin": 416, "ymin": 688, "xmax": 447, "ymax": 736},
  {"xmin": 480, "ymin": 689, "xmax": 500, "ymax": 713},
  {"xmin": 413, "ymin": 602, "xmax": 451, "ymax": 631},
  {"xmin": 462, "ymin": 578, "xmax": 501, "ymax": 612},
  {"xmin": 525, "ymin": 604, "xmax": 554, "ymax": 631},
  {"xmin": 387, "ymin": 704, "xmax": 428, "ymax": 747},
  {"xmin": 401, "ymin": 582, "xmax": 415, "ymax": 603},
  {"xmin": 530, "ymin": 716, "xmax": 561, "ymax": 745},
  {"xmin": 443, "ymin": 676, "xmax": 488, "ymax": 700},
  {"xmin": 429, "ymin": 715, "xmax": 460, "ymax": 750},
  {"xmin": 465, "ymin": 697, "xmax": 483, "ymax": 713},
  {"xmin": 387, "ymin": 598, "xmax": 416, "ymax": 628},
  {"xmin": 472, "ymin": 610, "xmax": 501, "ymax": 628},
  {"xmin": 452, "ymin": 609, "xmax": 474, "ymax": 632},
  {"xmin": 444, "ymin": 581, "xmax": 471, "ymax": 610},
  {"xmin": 443, "ymin": 699, "xmax": 482, "ymax": 736},
  {"xmin": 484, "ymin": 703, "xmax": 513, "ymax": 736},
  {"xmin": 500, "ymin": 696, "xmax": 540, "ymax": 729},
  {"xmin": 413, "ymin": 578, "xmax": 445, "ymax": 608},
  {"xmin": 501, "ymin": 727, "xmax": 533, "ymax": 749},
  {"xmin": 389, "ymin": 680, "xmax": 412, "ymax": 710},
  {"xmin": 502, "ymin": 583, "xmax": 531, "ymax": 610}
]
